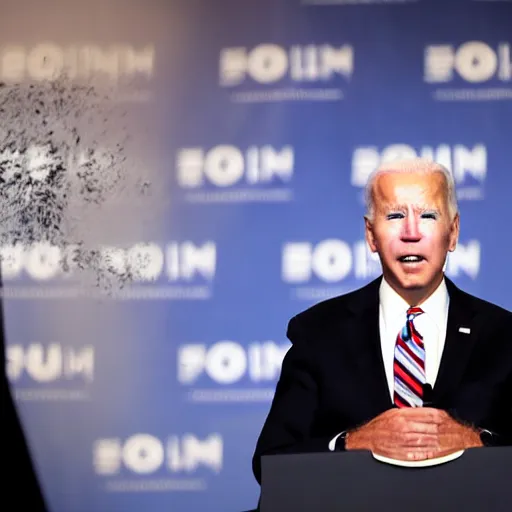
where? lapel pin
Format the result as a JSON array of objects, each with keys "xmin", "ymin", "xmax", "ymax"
[{"xmin": 459, "ymin": 327, "xmax": 471, "ymax": 334}]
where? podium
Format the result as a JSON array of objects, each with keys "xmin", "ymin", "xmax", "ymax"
[{"xmin": 259, "ymin": 447, "xmax": 512, "ymax": 511}]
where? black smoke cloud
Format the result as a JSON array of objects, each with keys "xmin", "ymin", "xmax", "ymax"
[{"xmin": 0, "ymin": 77, "xmax": 162, "ymax": 292}]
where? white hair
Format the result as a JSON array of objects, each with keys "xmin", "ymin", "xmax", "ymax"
[{"xmin": 364, "ymin": 158, "xmax": 459, "ymax": 221}]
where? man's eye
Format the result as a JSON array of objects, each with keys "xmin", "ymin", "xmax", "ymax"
[
  {"xmin": 387, "ymin": 213, "xmax": 404, "ymax": 220},
  {"xmin": 422, "ymin": 213, "xmax": 438, "ymax": 220}
]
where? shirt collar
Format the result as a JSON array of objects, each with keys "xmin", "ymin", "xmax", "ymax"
[{"xmin": 379, "ymin": 276, "xmax": 449, "ymax": 331}]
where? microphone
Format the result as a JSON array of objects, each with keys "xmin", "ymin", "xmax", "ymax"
[{"xmin": 423, "ymin": 383, "xmax": 433, "ymax": 406}]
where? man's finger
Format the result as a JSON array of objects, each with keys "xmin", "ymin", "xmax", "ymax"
[
  {"xmin": 406, "ymin": 450, "xmax": 438, "ymax": 461},
  {"xmin": 400, "ymin": 433, "xmax": 439, "ymax": 448},
  {"xmin": 373, "ymin": 447, "xmax": 438, "ymax": 461},
  {"xmin": 399, "ymin": 421, "xmax": 439, "ymax": 435},
  {"xmin": 394, "ymin": 407, "xmax": 444, "ymax": 424}
]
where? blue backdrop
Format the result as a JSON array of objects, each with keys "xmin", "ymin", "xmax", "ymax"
[{"xmin": 1, "ymin": 0, "xmax": 511, "ymax": 511}]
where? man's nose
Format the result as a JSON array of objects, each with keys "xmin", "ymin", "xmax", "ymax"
[{"xmin": 401, "ymin": 216, "xmax": 421, "ymax": 241}]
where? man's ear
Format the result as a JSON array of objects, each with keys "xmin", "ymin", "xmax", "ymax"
[
  {"xmin": 365, "ymin": 216, "xmax": 377, "ymax": 253},
  {"xmin": 448, "ymin": 213, "xmax": 460, "ymax": 252}
]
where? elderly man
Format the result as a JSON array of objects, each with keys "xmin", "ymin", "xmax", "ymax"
[{"xmin": 252, "ymin": 158, "xmax": 512, "ymax": 484}]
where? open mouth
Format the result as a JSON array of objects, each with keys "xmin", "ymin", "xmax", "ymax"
[{"xmin": 398, "ymin": 255, "xmax": 425, "ymax": 263}]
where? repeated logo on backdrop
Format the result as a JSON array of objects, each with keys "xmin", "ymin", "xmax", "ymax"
[
  {"xmin": 0, "ymin": 43, "xmax": 155, "ymax": 101},
  {"xmin": 175, "ymin": 145, "xmax": 294, "ymax": 203},
  {"xmin": 219, "ymin": 43, "xmax": 353, "ymax": 103},
  {"xmin": 424, "ymin": 41, "xmax": 511, "ymax": 101},
  {"xmin": 0, "ymin": 241, "xmax": 216, "ymax": 300},
  {"xmin": 6, "ymin": 342, "xmax": 94, "ymax": 401},
  {"xmin": 177, "ymin": 340, "xmax": 290, "ymax": 403},
  {"xmin": 301, "ymin": 0, "xmax": 418, "ymax": 5},
  {"xmin": 93, "ymin": 433, "xmax": 223, "ymax": 492},
  {"xmin": 282, "ymin": 239, "xmax": 382, "ymax": 300}
]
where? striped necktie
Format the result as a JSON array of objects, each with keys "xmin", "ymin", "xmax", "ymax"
[{"xmin": 393, "ymin": 306, "xmax": 426, "ymax": 408}]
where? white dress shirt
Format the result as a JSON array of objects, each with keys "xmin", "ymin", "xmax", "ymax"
[{"xmin": 328, "ymin": 277, "xmax": 450, "ymax": 450}]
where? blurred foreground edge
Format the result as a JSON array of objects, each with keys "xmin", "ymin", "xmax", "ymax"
[{"xmin": 1, "ymin": 272, "xmax": 48, "ymax": 511}]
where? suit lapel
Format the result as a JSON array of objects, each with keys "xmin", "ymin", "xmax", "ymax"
[
  {"xmin": 432, "ymin": 278, "xmax": 479, "ymax": 402},
  {"xmin": 346, "ymin": 277, "xmax": 393, "ymax": 411}
]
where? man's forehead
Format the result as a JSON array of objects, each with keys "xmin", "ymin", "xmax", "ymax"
[
  {"xmin": 369, "ymin": 159, "xmax": 451, "ymax": 210},
  {"xmin": 379, "ymin": 202, "xmax": 441, "ymax": 211},
  {"xmin": 374, "ymin": 173, "xmax": 445, "ymax": 195},
  {"xmin": 372, "ymin": 172, "xmax": 448, "ymax": 211}
]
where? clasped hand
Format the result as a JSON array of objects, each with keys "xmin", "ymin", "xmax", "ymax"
[{"xmin": 346, "ymin": 408, "xmax": 482, "ymax": 461}]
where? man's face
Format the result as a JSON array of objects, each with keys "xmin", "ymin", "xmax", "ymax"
[{"xmin": 365, "ymin": 171, "xmax": 459, "ymax": 302}]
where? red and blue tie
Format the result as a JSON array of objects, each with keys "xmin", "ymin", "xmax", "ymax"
[{"xmin": 393, "ymin": 307, "xmax": 426, "ymax": 408}]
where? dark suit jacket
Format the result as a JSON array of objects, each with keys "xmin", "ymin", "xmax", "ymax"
[
  {"xmin": 252, "ymin": 275, "xmax": 512, "ymax": 484},
  {"xmin": 1, "ymin": 278, "xmax": 48, "ymax": 510}
]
